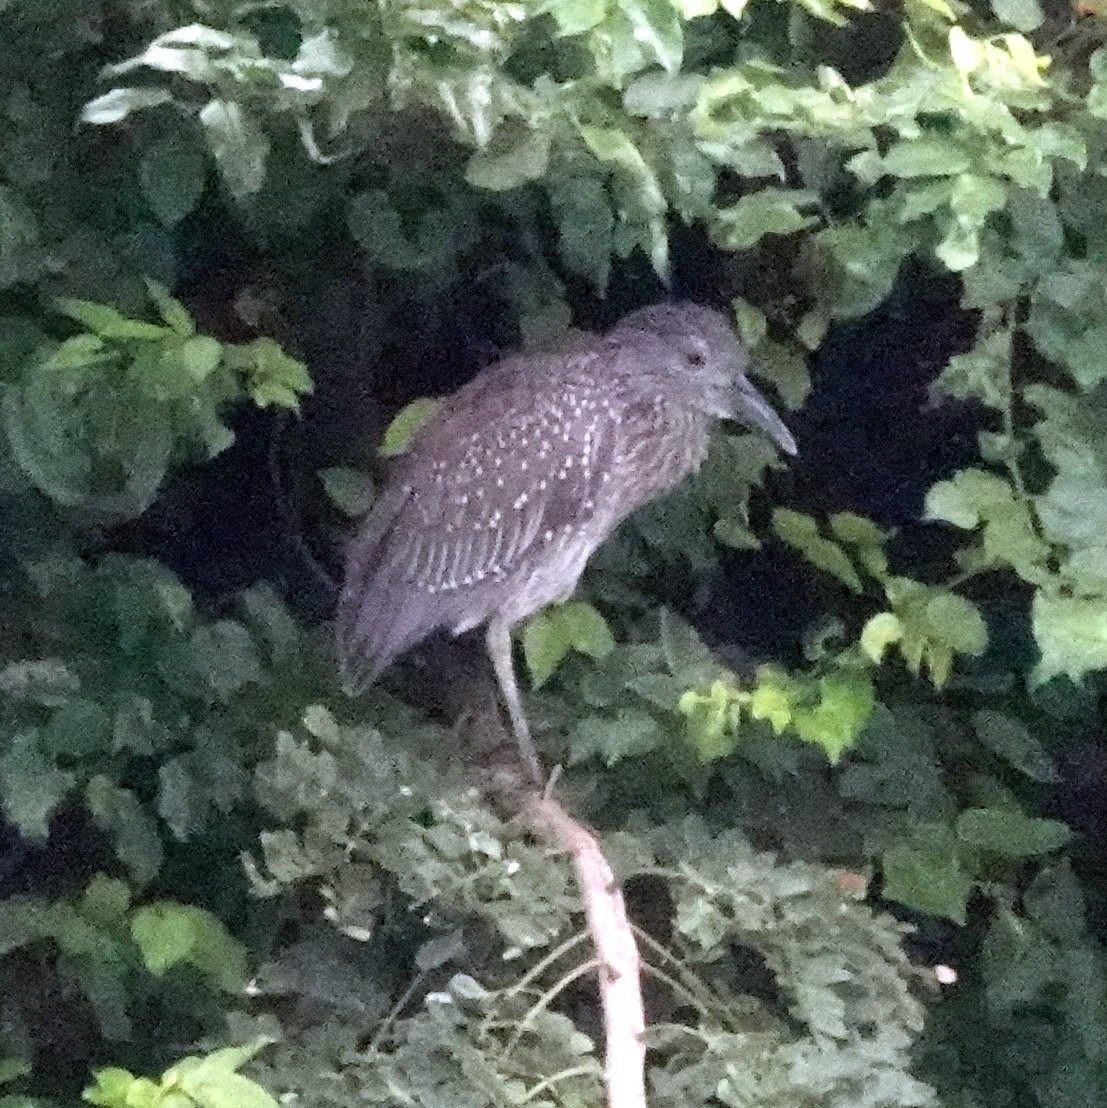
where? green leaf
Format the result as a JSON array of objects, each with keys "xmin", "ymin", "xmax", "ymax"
[
  {"xmin": 747, "ymin": 338, "xmax": 811, "ymax": 410},
  {"xmin": 163, "ymin": 620, "xmax": 263, "ymax": 699},
  {"xmin": 80, "ymin": 88, "xmax": 174, "ymax": 125},
  {"xmin": 140, "ymin": 137, "xmax": 207, "ymax": 225},
  {"xmin": 165, "ymin": 1042, "xmax": 277, "ymax": 1108},
  {"xmin": 465, "ymin": 129, "xmax": 550, "ymax": 192},
  {"xmin": 772, "ymin": 509, "xmax": 864, "ymax": 591},
  {"xmin": 716, "ymin": 189, "xmax": 819, "ymax": 251},
  {"xmin": 577, "ymin": 127, "xmax": 668, "ymax": 279},
  {"xmin": 791, "ymin": 672, "xmax": 875, "ymax": 763},
  {"xmin": 712, "ymin": 516, "xmax": 758, "ymax": 549},
  {"xmin": 177, "ymin": 335, "xmax": 222, "ymax": 382},
  {"xmin": 86, "ymin": 776, "xmax": 164, "ymax": 886},
  {"xmin": 380, "ymin": 397, "xmax": 442, "ymax": 456},
  {"xmin": 523, "ymin": 609, "xmax": 572, "ymax": 688},
  {"xmin": 828, "ymin": 511, "xmax": 887, "ymax": 549},
  {"xmin": 935, "ymin": 219, "xmax": 980, "ymax": 271},
  {"xmin": 925, "ymin": 468, "xmax": 1046, "ymax": 582},
  {"xmin": 523, "ymin": 602, "xmax": 615, "ymax": 687},
  {"xmin": 678, "ymin": 680, "xmax": 738, "ymax": 761},
  {"xmin": 557, "ymin": 601, "xmax": 616, "ymax": 660},
  {"xmin": 1008, "ymin": 188, "xmax": 1062, "ymax": 267},
  {"xmin": 85, "ymin": 1043, "xmax": 276, "ymax": 1108},
  {"xmin": 949, "ymin": 174, "xmax": 1007, "ymax": 225},
  {"xmin": 955, "ymin": 808, "xmax": 1071, "ymax": 857},
  {"xmin": 130, "ymin": 903, "xmax": 249, "ymax": 992},
  {"xmin": 548, "ymin": 172, "xmax": 614, "ymax": 293},
  {"xmin": 0, "ymin": 659, "xmax": 80, "ymax": 706},
  {"xmin": 144, "ymin": 280, "xmax": 195, "ymax": 336},
  {"xmin": 1030, "ymin": 386, "xmax": 1107, "ymax": 586},
  {"xmin": 672, "ymin": 0, "xmax": 717, "ymax": 12},
  {"xmin": 79, "ymin": 875, "xmax": 132, "ymax": 928},
  {"xmin": 745, "ymin": 678, "xmax": 793, "ymax": 733},
  {"xmin": 83, "ymin": 1068, "xmax": 160, "ymax": 1108},
  {"xmin": 240, "ymin": 584, "xmax": 300, "ymax": 665},
  {"xmin": 3, "ymin": 381, "xmax": 87, "ymax": 506},
  {"xmin": 319, "ymin": 466, "xmax": 374, "ymax": 516},
  {"xmin": 881, "ymin": 138, "xmax": 973, "ymax": 178},
  {"xmin": 568, "ymin": 709, "xmax": 665, "ymax": 765},
  {"xmin": 934, "ymin": 329, "xmax": 1013, "ymax": 411},
  {"xmin": 1033, "ymin": 592, "xmax": 1107, "ymax": 683},
  {"xmin": 0, "ymin": 733, "xmax": 75, "ymax": 839},
  {"xmin": 54, "ymin": 299, "xmax": 168, "ymax": 341},
  {"xmin": 882, "ymin": 825, "xmax": 972, "ymax": 924},
  {"xmin": 542, "ymin": 0, "xmax": 608, "ymax": 34},
  {"xmin": 973, "ymin": 710, "xmax": 1059, "ymax": 782},
  {"xmin": 199, "ymin": 99, "xmax": 269, "ymax": 199},
  {"xmin": 990, "ymin": 0, "xmax": 1043, "ymax": 32},
  {"xmin": 732, "ymin": 299, "xmax": 767, "ymax": 348},
  {"xmin": 924, "ymin": 591, "xmax": 988, "ymax": 657},
  {"xmin": 860, "ymin": 612, "xmax": 903, "ymax": 664},
  {"xmin": 615, "ymin": 0, "xmax": 684, "ymax": 74},
  {"xmin": 0, "ymin": 1060, "xmax": 30, "ymax": 1087},
  {"xmin": 227, "ymin": 337, "xmax": 312, "ymax": 410}
]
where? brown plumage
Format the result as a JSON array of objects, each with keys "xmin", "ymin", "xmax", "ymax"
[{"xmin": 337, "ymin": 302, "xmax": 797, "ymax": 778}]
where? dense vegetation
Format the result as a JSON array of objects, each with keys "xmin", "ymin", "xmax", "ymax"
[{"xmin": 0, "ymin": 0, "xmax": 1105, "ymax": 1104}]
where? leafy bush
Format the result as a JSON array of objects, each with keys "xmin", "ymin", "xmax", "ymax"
[{"xmin": 0, "ymin": 0, "xmax": 1105, "ymax": 1105}]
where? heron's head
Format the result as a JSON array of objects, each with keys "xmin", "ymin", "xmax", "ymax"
[{"xmin": 612, "ymin": 302, "xmax": 797, "ymax": 455}]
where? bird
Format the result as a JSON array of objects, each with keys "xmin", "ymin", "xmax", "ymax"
[{"xmin": 336, "ymin": 302, "xmax": 797, "ymax": 781}]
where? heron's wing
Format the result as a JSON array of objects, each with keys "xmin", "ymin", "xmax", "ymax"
[{"xmin": 336, "ymin": 351, "xmax": 617, "ymax": 693}]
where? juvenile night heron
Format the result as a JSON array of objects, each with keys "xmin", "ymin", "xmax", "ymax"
[{"xmin": 337, "ymin": 302, "xmax": 797, "ymax": 779}]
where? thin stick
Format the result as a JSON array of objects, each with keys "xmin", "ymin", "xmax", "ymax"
[
  {"xmin": 502, "ymin": 958, "xmax": 603, "ymax": 1060},
  {"xmin": 527, "ymin": 796, "xmax": 648, "ymax": 1108}
]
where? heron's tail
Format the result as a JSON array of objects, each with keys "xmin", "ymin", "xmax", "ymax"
[{"xmin": 335, "ymin": 488, "xmax": 437, "ymax": 695}]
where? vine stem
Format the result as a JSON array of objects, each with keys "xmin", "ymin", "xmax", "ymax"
[{"xmin": 526, "ymin": 795, "xmax": 648, "ymax": 1108}]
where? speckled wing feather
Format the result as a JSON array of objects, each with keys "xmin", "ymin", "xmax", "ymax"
[{"xmin": 337, "ymin": 348, "xmax": 619, "ymax": 694}]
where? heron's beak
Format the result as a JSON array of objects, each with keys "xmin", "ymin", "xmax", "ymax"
[{"xmin": 730, "ymin": 375, "xmax": 798, "ymax": 455}]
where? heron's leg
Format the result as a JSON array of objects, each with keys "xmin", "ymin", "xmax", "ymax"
[{"xmin": 486, "ymin": 618, "xmax": 543, "ymax": 783}]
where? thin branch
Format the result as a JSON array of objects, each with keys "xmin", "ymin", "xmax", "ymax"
[
  {"xmin": 369, "ymin": 968, "xmax": 429, "ymax": 1052},
  {"xmin": 501, "ymin": 957, "xmax": 603, "ymax": 1060},
  {"xmin": 526, "ymin": 796, "xmax": 649, "ymax": 1108},
  {"xmin": 518, "ymin": 1065, "xmax": 602, "ymax": 1104}
]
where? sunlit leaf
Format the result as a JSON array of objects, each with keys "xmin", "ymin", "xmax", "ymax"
[
  {"xmin": 1033, "ymin": 591, "xmax": 1107, "ymax": 683},
  {"xmin": 465, "ymin": 129, "xmax": 551, "ymax": 192},
  {"xmin": 199, "ymin": 99, "xmax": 269, "ymax": 199},
  {"xmin": 557, "ymin": 601, "xmax": 616, "ymax": 660},
  {"xmin": 131, "ymin": 902, "xmax": 249, "ymax": 991},
  {"xmin": 791, "ymin": 672, "xmax": 874, "ymax": 763},
  {"xmin": 616, "ymin": 0, "xmax": 683, "ymax": 74},
  {"xmin": 523, "ymin": 609, "xmax": 571, "ymax": 688},
  {"xmin": 379, "ymin": 397, "xmax": 442, "ymax": 456},
  {"xmin": 861, "ymin": 612, "xmax": 903, "ymax": 664},
  {"xmin": 80, "ymin": 87, "xmax": 174, "ymax": 125},
  {"xmin": 772, "ymin": 509, "xmax": 864, "ymax": 592},
  {"xmin": 716, "ymin": 189, "xmax": 819, "ymax": 251}
]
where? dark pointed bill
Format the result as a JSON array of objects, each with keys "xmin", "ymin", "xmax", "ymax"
[{"xmin": 731, "ymin": 375, "xmax": 798, "ymax": 455}]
